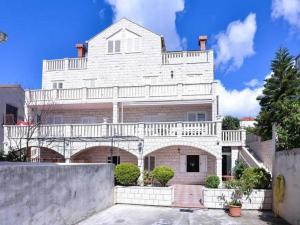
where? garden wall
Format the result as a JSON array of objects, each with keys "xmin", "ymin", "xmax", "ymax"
[
  {"xmin": 246, "ymin": 134, "xmax": 274, "ymax": 172},
  {"xmin": 114, "ymin": 186, "xmax": 174, "ymax": 206},
  {"xmin": 202, "ymin": 188, "xmax": 272, "ymax": 210},
  {"xmin": 273, "ymin": 149, "xmax": 300, "ymax": 225},
  {"xmin": 0, "ymin": 163, "xmax": 114, "ymax": 225}
]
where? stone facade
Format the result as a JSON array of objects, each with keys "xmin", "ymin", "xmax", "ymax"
[
  {"xmin": 202, "ymin": 188, "xmax": 272, "ymax": 210},
  {"xmin": 114, "ymin": 186, "xmax": 173, "ymax": 206},
  {"xmin": 3, "ymin": 18, "xmax": 247, "ymax": 185}
]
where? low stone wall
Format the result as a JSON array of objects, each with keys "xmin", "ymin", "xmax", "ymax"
[
  {"xmin": 0, "ymin": 163, "xmax": 114, "ymax": 225},
  {"xmin": 273, "ymin": 149, "xmax": 300, "ymax": 225},
  {"xmin": 114, "ymin": 186, "xmax": 174, "ymax": 206},
  {"xmin": 202, "ymin": 188, "xmax": 272, "ymax": 210}
]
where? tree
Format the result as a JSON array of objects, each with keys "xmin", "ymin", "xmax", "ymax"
[
  {"xmin": 255, "ymin": 48, "xmax": 300, "ymax": 147},
  {"xmin": 222, "ymin": 116, "xmax": 240, "ymax": 130},
  {"xmin": 4, "ymin": 91, "xmax": 56, "ymax": 161}
]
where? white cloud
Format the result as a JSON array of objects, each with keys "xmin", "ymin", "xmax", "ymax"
[
  {"xmin": 244, "ymin": 78, "xmax": 261, "ymax": 88},
  {"xmin": 217, "ymin": 80, "xmax": 263, "ymax": 118},
  {"xmin": 215, "ymin": 13, "xmax": 257, "ymax": 71},
  {"xmin": 105, "ymin": 0, "xmax": 185, "ymax": 50},
  {"xmin": 272, "ymin": 0, "xmax": 300, "ymax": 29}
]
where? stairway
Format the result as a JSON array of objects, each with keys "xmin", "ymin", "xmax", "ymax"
[
  {"xmin": 172, "ymin": 185, "xmax": 204, "ymax": 208},
  {"xmin": 239, "ymin": 147, "xmax": 270, "ymax": 173}
]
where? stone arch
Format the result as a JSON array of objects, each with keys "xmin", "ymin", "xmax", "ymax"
[
  {"xmin": 144, "ymin": 143, "xmax": 220, "ymax": 185},
  {"xmin": 144, "ymin": 139, "xmax": 221, "ymax": 159},
  {"xmin": 13, "ymin": 146, "xmax": 65, "ymax": 163},
  {"xmin": 71, "ymin": 146, "xmax": 138, "ymax": 164}
]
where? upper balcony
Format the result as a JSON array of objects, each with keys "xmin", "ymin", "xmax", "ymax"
[
  {"xmin": 26, "ymin": 82, "xmax": 216, "ymax": 106},
  {"xmin": 162, "ymin": 50, "xmax": 213, "ymax": 65},
  {"xmin": 43, "ymin": 50, "xmax": 212, "ymax": 72}
]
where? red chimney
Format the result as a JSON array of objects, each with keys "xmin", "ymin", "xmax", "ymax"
[
  {"xmin": 198, "ymin": 35, "xmax": 208, "ymax": 51},
  {"xmin": 76, "ymin": 44, "xmax": 86, "ymax": 58}
]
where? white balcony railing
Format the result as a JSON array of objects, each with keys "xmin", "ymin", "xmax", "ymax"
[
  {"xmin": 27, "ymin": 83, "xmax": 214, "ymax": 103},
  {"xmin": 4, "ymin": 123, "xmax": 246, "ymax": 146},
  {"xmin": 162, "ymin": 50, "xmax": 211, "ymax": 65},
  {"xmin": 4, "ymin": 122, "xmax": 221, "ymax": 139},
  {"xmin": 44, "ymin": 58, "xmax": 88, "ymax": 72},
  {"xmin": 222, "ymin": 130, "xmax": 246, "ymax": 145}
]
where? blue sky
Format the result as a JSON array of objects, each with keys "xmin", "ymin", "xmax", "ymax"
[{"xmin": 0, "ymin": 0, "xmax": 300, "ymax": 117}]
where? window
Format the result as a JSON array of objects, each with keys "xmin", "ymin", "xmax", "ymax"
[
  {"xmin": 107, "ymin": 156, "xmax": 120, "ymax": 165},
  {"xmin": 108, "ymin": 40, "xmax": 114, "ymax": 53},
  {"xmin": 84, "ymin": 79, "xmax": 96, "ymax": 88},
  {"xmin": 5, "ymin": 104, "xmax": 18, "ymax": 125},
  {"xmin": 81, "ymin": 116, "xmax": 96, "ymax": 124},
  {"xmin": 108, "ymin": 40, "xmax": 121, "ymax": 53},
  {"xmin": 187, "ymin": 155, "xmax": 199, "ymax": 172},
  {"xmin": 46, "ymin": 116, "xmax": 63, "ymax": 124},
  {"xmin": 115, "ymin": 40, "xmax": 121, "ymax": 53},
  {"xmin": 52, "ymin": 81, "xmax": 64, "ymax": 89},
  {"xmin": 144, "ymin": 156, "xmax": 155, "ymax": 171},
  {"xmin": 187, "ymin": 112, "xmax": 206, "ymax": 121}
]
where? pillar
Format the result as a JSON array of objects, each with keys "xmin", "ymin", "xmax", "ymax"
[
  {"xmin": 216, "ymin": 157, "xmax": 222, "ymax": 185},
  {"xmin": 231, "ymin": 147, "xmax": 239, "ymax": 171},
  {"xmin": 138, "ymin": 157, "xmax": 144, "ymax": 186},
  {"xmin": 112, "ymin": 102, "xmax": 119, "ymax": 123}
]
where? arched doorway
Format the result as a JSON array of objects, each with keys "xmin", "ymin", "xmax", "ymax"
[
  {"xmin": 71, "ymin": 146, "xmax": 138, "ymax": 165},
  {"xmin": 144, "ymin": 145, "xmax": 217, "ymax": 185}
]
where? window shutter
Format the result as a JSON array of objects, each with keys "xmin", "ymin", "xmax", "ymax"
[
  {"xmin": 180, "ymin": 155, "xmax": 186, "ymax": 172},
  {"xmin": 200, "ymin": 155, "xmax": 207, "ymax": 172},
  {"xmin": 115, "ymin": 40, "xmax": 121, "ymax": 52},
  {"xmin": 187, "ymin": 113, "xmax": 196, "ymax": 121},
  {"xmin": 108, "ymin": 40, "xmax": 113, "ymax": 53}
]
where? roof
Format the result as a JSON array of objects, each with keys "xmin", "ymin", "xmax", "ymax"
[
  {"xmin": 87, "ymin": 18, "xmax": 162, "ymax": 43},
  {"xmin": 240, "ymin": 117, "xmax": 255, "ymax": 121},
  {"xmin": 0, "ymin": 84, "xmax": 23, "ymax": 89}
]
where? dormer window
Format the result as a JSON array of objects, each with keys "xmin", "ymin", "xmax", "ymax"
[{"xmin": 108, "ymin": 40, "xmax": 121, "ymax": 53}]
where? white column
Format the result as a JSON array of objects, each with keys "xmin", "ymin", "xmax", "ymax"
[
  {"xmin": 216, "ymin": 157, "xmax": 222, "ymax": 185},
  {"xmin": 231, "ymin": 147, "xmax": 239, "ymax": 171},
  {"xmin": 112, "ymin": 102, "xmax": 119, "ymax": 123},
  {"xmin": 138, "ymin": 156, "xmax": 144, "ymax": 186}
]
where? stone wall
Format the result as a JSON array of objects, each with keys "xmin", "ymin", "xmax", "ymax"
[
  {"xmin": 202, "ymin": 188, "xmax": 272, "ymax": 210},
  {"xmin": 246, "ymin": 134, "xmax": 274, "ymax": 172},
  {"xmin": 0, "ymin": 163, "xmax": 114, "ymax": 225},
  {"xmin": 273, "ymin": 149, "xmax": 300, "ymax": 225},
  {"xmin": 114, "ymin": 186, "xmax": 174, "ymax": 206}
]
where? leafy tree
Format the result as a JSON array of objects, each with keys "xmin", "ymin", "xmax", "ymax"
[
  {"xmin": 255, "ymin": 48, "xmax": 300, "ymax": 145},
  {"xmin": 222, "ymin": 116, "xmax": 240, "ymax": 130}
]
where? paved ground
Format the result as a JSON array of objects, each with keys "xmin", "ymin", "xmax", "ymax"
[
  {"xmin": 77, "ymin": 204, "xmax": 289, "ymax": 225},
  {"xmin": 172, "ymin": 185, "xmax": 203, "ymax": 208}
]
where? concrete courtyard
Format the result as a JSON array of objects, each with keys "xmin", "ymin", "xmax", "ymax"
[{"xmin": 77, "ymin": 204, "xmax": 289, "ymax": 225}]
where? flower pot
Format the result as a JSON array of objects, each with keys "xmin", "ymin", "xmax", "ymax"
[{"xmin": 229, "ymin": 205, "xmax": 241, "ymax": 217}]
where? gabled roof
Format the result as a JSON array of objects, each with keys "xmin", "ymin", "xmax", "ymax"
[{"xmin": 87, "ymin": 18, "xmax": 162, "ymax": 43}]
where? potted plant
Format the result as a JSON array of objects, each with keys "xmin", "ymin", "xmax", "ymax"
[{"xmin": 228, "ymin": 189, "xmax": 243, "ymax": 217}]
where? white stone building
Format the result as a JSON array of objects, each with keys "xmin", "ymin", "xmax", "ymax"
[
  {"xmin": 3, "ymin": 19, "xmax": 250, "ymax": 184},
  {"xmin": 0, "ymin": 85, "xmax": 24, "ymax": 151}
]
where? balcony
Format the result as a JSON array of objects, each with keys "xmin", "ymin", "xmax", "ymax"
[
  {"xmin": 26, "ymin": 83, "xmax": 215, "ymax": 105},
  {"xmin": 4, "ymin": 122, "xmax": 246, "ymax": 145},
  {"xmin": 162, "ymin": 50, "xmax": 212, "ymax": 65},
  {"xmin": 43, "ymin": 58, "xmax": 88, "ymax": 72}
]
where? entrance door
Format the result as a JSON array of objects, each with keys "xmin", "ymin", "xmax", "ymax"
[{"xmin": 222, "ymin": 147, "xmax": 232, "ymax": 176}]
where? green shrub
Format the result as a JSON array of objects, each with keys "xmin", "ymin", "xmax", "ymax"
[
  {"xmin": 240, "ymin": 167, "xmax": 271, "ymax": 189},
  {"xmin": 224, "ymin": 179, "xmax": 241, "ymax": 189},
  {"xmin": 152, "ymin": 166, "xmax": 174, "ymax": 186},
  {"xmin": 115, "ymin": 163, "xmax": 140, "ymax": 186},
  {"xmin": 222, "ymin": 115, "xmax": 240, "ymax": 130},
  {"xmin": 205, "ymin": 175, "xmax": 220, "ymax": 188},
  {"xmin": 233, "ymin": 160, "xmax": 248, "ymax": 179}
]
